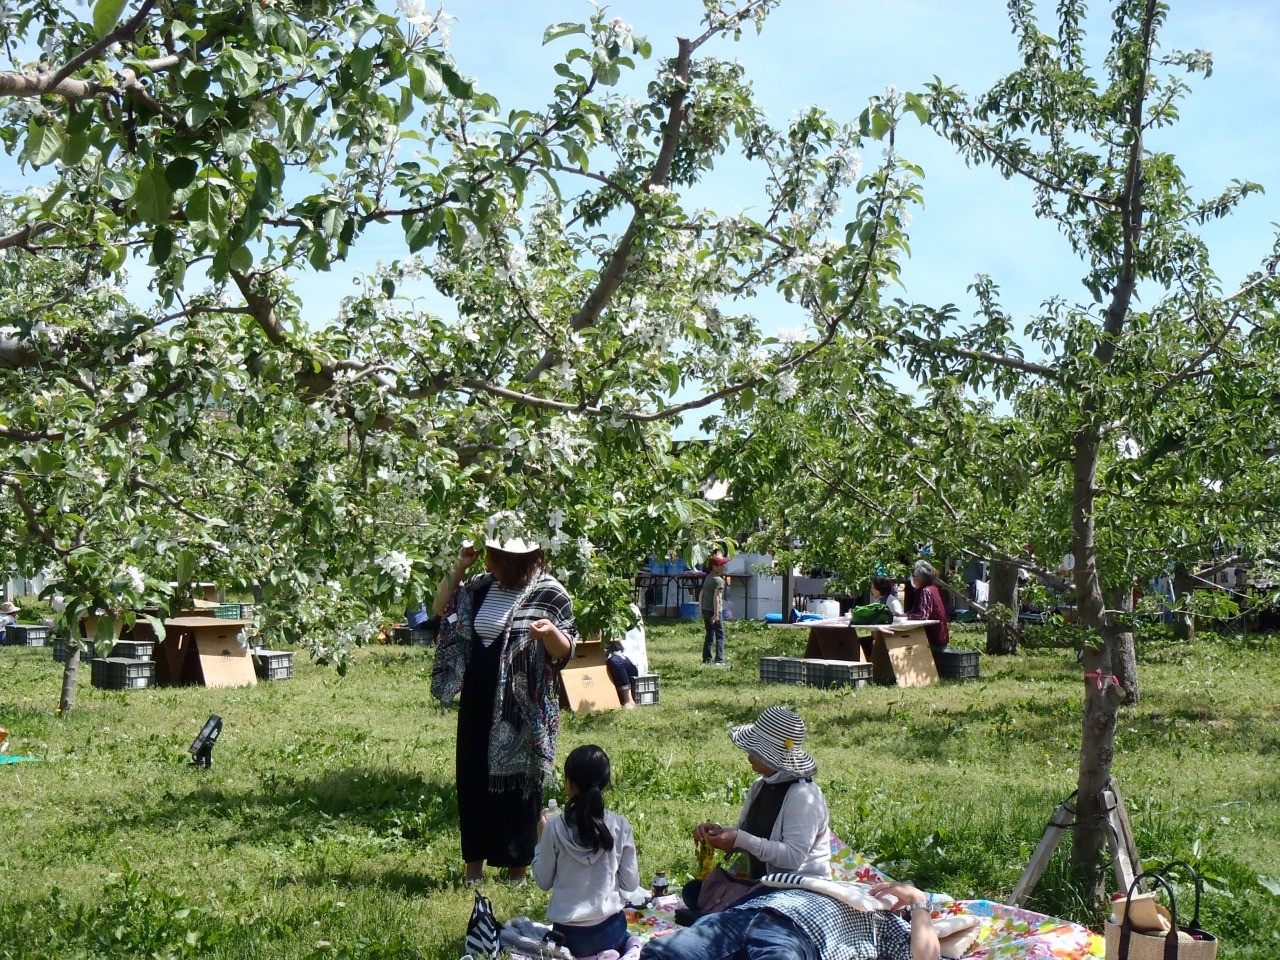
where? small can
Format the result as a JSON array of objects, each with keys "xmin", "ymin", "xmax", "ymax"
[{"xmin": 652, "ymin": 872, "xmax": 669, "ymax": 898}]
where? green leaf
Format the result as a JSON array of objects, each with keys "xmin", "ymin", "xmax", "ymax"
[
  {"xmin": 92, "ymin": 0, "xmax": 128, "ymax": 40},
  {"xmin": 221, "ymin": 128, "xmax": 252, "ymax": 158},
  {"xmin": 23, "ymin": 120, "xmax": 64, "ymax": 168},
  {"xmin": 165, "ymin": 157, "xmax": 199, "ymax": 190},
  {"xmin": 101, "ymin": 171, "xmax": 135, "ymax": 201},
  {"xmin": 151, "ymin": 226, "xmax": 174, "ymax": 265},
  {"xmin": 409, "ymin": 62, "xmax": 443, "ymax": 101},
  {"xmin": 543, "ymin": 22, "xmax": 586, "ymax": 45},
  {"xmin": 133, "ymin": 166, "xmax": 172, "ymax": 224}
]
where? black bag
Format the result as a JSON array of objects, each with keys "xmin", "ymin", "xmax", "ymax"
[{"xmin": 464, "ymin": 888, "xmax": 501, "ymax": 957}]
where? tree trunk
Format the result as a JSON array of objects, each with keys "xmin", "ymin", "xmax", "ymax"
[
  {"xmin": 59, "ymin": 629, "xmax": 80, "ymax": 715},
  {"xmin": 1172, "ymin": 562, "xmax": 1195, "ymax": 643},
  {"xmin": 985, "ymin": 559, "xmax": 1022, "ymax": 655},
  {"xmin": 1071, "ymin": 433, "xmax": 1122, "ymax": 900},
  {"xmin": 1105, "ymin": 586, "xmax": 1139, "ymax": 705}
]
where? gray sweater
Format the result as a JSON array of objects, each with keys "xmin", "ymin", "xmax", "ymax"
[
  {"xmin": 532, "ymin": 809, "xmax": 640, "ymax": 925},
  {"xmin": 732, "ymin": 771, "xmax": 831, "ymax": 877}
]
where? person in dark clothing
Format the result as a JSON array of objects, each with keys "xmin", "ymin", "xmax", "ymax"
[
  {"xmin": 907, "ymin": 560, "xmax": 949, "ymax": 649},
  {"xmin": 431, "ymin": 535, "xmax": 578, "ymax": 884}
]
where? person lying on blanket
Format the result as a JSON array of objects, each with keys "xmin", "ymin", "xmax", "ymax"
[
  {"xmin": 640, "ymin": 880, "xmax": 942, "ymax": 960},
  {"xmin": 681, "ymin": 706, "xmax": 831, "ymax": 913}
]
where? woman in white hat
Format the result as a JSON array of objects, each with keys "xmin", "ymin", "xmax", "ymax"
[
  {"xmin": 683, "ymin": 706, "xmax": 830, "ymax": 913},
  {"xmin": 0, "ymin": 601, "xmax": 19, "ymax": 630},
  {"xmin": 432, "ymin": 533, "xmax": 579, "ymax": 885}
]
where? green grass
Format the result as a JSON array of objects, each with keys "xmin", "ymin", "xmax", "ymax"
[{"xmin": 1, "ymin": 623, "xmax": 1278, "ymax": 958}]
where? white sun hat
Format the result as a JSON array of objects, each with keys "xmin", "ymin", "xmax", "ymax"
[
  {"xmin": 729, "ymin": 706, "xmax": 816, "ymax": 777},
  {"xmin": 484, "ymin": 537, "xmax": 541, "ymax": 554}
]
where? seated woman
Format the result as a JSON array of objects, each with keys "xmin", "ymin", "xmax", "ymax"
[
  {"xmin": 871, "ymin": 577, "xmax": 905, "ymax": 619},
  {"xmin": 606, "ymin": 603, "xmax": 648, "ymax": 710},
  {"xmin": 682, "ymin": 706, "xmax": 830, "ymax": 915},
  {"xmin": 907, "ymin": 561, "xmax": 950, "ymax": 650}
]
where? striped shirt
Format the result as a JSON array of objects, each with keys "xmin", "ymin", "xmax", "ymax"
[{"xmin": 473, "ymin": 585, "xmax": 521, "ymax": 647}]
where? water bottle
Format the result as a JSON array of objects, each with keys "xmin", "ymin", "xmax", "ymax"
[{"xmin": 546, "ymin": 798, "xmax": 560, "ymax": 819}]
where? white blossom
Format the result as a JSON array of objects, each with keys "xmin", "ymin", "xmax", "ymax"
[
  {"xmin": 123, "ymin": 565, "xmax": 146, "ymax": 594},
  {"xmin": 548, "ymin": 507, "xmax": 566, "ymax": 529},
  {"xmin": 380, "ymin": 550, "xmax": 413, "ymax": 584},
  {"xmin": 123, "ymin": 381, "xmax": 148, "ymax": 404},
  {"xmin": 777, "ymin": 372, "xmax": 800, "ymax": 401}
]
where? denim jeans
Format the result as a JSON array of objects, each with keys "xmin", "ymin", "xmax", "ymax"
[
  {"xmin": 606, "ymin": 653, "xmax": 639, "ymax": 693},
  {"xmin": 554, "ymin": 910, "xmax": 629, "ymax": 957},
  {"xmin": 640, "ymin": 908, "xmax": 818, "ymax": 960},
  {"xmin": 702, "ymin": 617, "xmax": 725, "ymax": 663}
]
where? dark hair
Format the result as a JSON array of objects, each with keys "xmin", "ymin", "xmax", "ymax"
[
  {"xmin": 564, "ymin": 744, "xmax": 614, "ymax": 853},
  {"xmin": 872, "ymin": 577, "xmax": 897, "ymax": 599},
  {"xmin": 486, "ymin": 547, "xmax": 546, "ymax": 590}
]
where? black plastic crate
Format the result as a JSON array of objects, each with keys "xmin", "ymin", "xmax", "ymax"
[
  {"xmin": 933, "ymin": 648, "xmax": 981, "ymax": 680},
  {"xmin": 7, "ymin": 624, "xmax": 51, "ymax": 647},
  {"xmin": 759, "ymin": 656, "xmax": 807, "ymax": 685},
  {"xmin": 54, "ymin": 638, "xmax": 97, "ymax": 662},
  {"xmin": 804, "ymin": 659, "xmax": 873, "ymax": 689},
  {"xmin": 633, "ymin": 674, "xmax": 660, "ymax": 706},
  {"xmin": 109, "ymin": 640, "xmax": 154, "ymax": 660},
  {"xmin": 90, "ymin": 657, "xmax": 154, "ymax": 690},
  {"xmin": 253, "ymin": 649, "xmax": 294, "ymax": 681}
]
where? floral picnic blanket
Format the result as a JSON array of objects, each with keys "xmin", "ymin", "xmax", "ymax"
[{"xmin": 624, "ymin": 833, "xmax": 1103, "ymax": 960}]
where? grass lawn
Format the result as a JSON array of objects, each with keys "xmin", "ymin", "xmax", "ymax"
[{"xmin": 1, "ymin": 621, "xmax": 1277, "ymax": 958}]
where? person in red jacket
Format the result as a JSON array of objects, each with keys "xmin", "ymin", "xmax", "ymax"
[{"xmin": 907, "ymin": 561, "xmax": 949, "ymax": 650}]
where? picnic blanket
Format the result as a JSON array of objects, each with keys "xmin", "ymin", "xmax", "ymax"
[{"xmin": 623, "ymin": 833, "xmax": 1103, "ymax": 960}]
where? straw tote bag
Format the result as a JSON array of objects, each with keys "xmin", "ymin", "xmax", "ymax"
[{"xmin": 1105, "ymin": 866, "xmax": 1217, "ymax": 960}]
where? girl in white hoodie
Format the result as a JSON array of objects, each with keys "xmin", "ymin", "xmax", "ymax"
[{"xmin": 533, "ymin": 744, "xmax": 640, "ymax": 959}]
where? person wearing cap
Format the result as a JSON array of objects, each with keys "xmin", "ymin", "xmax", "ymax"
[
  {"xmin": 432, "ymin": 534, "xmax": 580, "ymax": 885},
  {"xmin": 699, "ymin": 554, "xmax": 730, "ymax": 665},
  {"xmin": 682, "ymin": 706, "xmax": 831, "ymax": 914},
  {"xmin": 0, "ymin": 601, "xmax": 19, "ymax": 631}
]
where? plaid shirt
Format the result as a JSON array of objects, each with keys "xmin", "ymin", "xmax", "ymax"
[{"xmin": 732, "ymin": 890, "xmax": 913, "ymax": 960}]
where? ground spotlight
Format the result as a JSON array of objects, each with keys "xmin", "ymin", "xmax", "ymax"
[{"xmin": 189, "ymin": 714, "xmax": 223, "ymax": 769}]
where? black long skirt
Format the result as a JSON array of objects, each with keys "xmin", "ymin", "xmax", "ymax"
[{"xmin": 456, "ymin": 635, "xmax": 541, "ymax": 867}]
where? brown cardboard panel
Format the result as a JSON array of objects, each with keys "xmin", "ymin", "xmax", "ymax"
[
  {"xmin": 870, "ymin": 627, "xmax": 939, "ymax": 688},
  {"xmin": 803, "ymin": 626, "xmax": 864, "ymax": 662},
  {"xmin": 559, "ymin": 664, "xmax": 619, "ymax": 714},
  {"xmin": 566, "ymin": 638, "xmax": 607, "ymax": 668},
  {"xmin": 194, "ymin": 628, "xmax": 257, "ymax": 689}
]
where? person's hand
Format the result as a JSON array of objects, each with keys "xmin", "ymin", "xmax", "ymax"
[
  {"xmin": 869, "ymin": 882, "xmax": 928, "ymax": 911},
  {"xmin": 529, "ymin": 619, "xmax": 558, "ymax": 643},
  {"xmin": 692, "ymin": 822, "xmax": 721, "ymax": 842},
  {"xmin": 711, "ymin": 614, "xmax": 721, "ymax": 624},
  {"xmin": 704, "ymin": 827, "xmax": 738, "ymax": 852},
  {"xmin": 454, "ymin": 541, "xmax": 481, "ymax": 575}
]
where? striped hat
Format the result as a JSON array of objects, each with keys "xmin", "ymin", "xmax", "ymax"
[{"xmin": 729, "ymin": 706, "xmax": 816, "ymax": 777}]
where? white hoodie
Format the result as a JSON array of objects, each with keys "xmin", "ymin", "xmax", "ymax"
[{"xmin": 532, "ymin": 809, "xmax": 640, "ymax": 926}]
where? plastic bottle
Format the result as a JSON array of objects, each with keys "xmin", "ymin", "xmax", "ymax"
[
  {"xmin": 546, "ymin": 798, "xmax": 560, "ymax": 818},
  {"xmin": 652, "ymin": 872, "xmax": 669, "ymax": 898}
]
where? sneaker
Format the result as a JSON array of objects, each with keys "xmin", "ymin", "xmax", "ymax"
[{"xmin": 713, "ymin": 661, "xmax": 728, "ymax": 667}]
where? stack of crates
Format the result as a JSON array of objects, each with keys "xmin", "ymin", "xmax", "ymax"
[
  {"xmin": 633, "ymin": 674, "xmax": 660, "ymax": 706},
  {"xmin": 932, "ymin": 649, "xmax": 981, "ymax": 681},
  {"xmin": 90, "ymin": 657, "xmax": 154, "ymax": 690},
  {"xmin": 52, "ymin": 637, "xmax": 96, "ymax": 663},
  {"xmin": 5, "ymin": 623, "xmax": 52, "ymax": 647},
  {"xmin": 759, "ymin": 656, "xmax": 808, "ymax": 686},
  {"xmin": 91, "ymin": 636, "xmax": 155, "ymax": 690},
  {"xmin": 253, "ymin": 648, "xmax": 294, "ymax": 681},
  {"xmin": 803, "ymin": 659, "xmax": 873, "ymax": 690}
]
